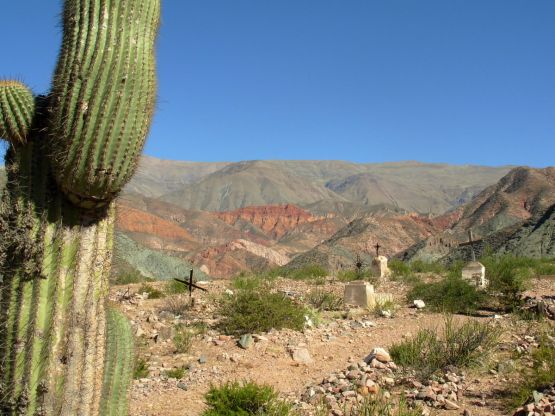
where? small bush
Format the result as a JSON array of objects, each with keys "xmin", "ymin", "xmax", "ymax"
[
  {"xmin": 407, "ymin": 277, "xmax": 486, "ymax": 314},
  {"xmin": 112, "ymin": 271, "xmax": 152, "ymax": 285},
  {"xmin": 218, "ymin": 290, "xmax": 306, "ymax": 335},
  {"xmin": 307, "ymin": 289, "xmax": 343, "ymax": 311},
  {"xmin": 481, "ymin": 255, "xmax": 533, "ymax": 308},
  {"xmin": 202, "ymin": 381, "xmax": 293, "ymax": 416},
  {"xmin": 162, "ymin": 295, "xmax": 191, "ymax": 316},
  {"xmin": 374, "ymin": 299, "xmax": 398, "ymax": 318},
  {"xmin": 390, "ymin": 316, "xmax": 501, "ymax": 377},
  {"xmin": 138, "ymin": 283, "xmax": 165, "ymax": 299},
  {"xmin": 510, "ymin": 333, "xmax": 555, "ymax": 408},
  {"xmin": 342, "ymin": 393, "xmax": 421, "ymax": 416},
  {"xmin": 336, "ymin": 270, "xmax": 359, "ymax": 282},
  {"xmin": 165, "ymin": 279, "xmax": 189, "ymax": 295},
  {"xmin": 164, "ymin": 366, "xmax": 187, "ymax": 379},
  {"xmin": 232, "ymin": 275, "xmax": 263, "ymax": 291},
  {"xmin": 533, "ymin": 261, "xmax": 555, "ymax": 276},
  {"xmin": 133, "ymin": 357, "xmax": 149, "ymax": 379},
  {"xmin": 285, "ymin": 264, "xmax": 328, "ymax": 280},
  {"xmin": 409, "ymin": 260, "xmax": 445, "ymax": 274},
  {"xmin": 389, "ymin": 259, "xmax": 412, "ymax": 277},
  {"xmin": 173, "ymin": 324, "xmax": 194, "ymax": 353},
  {"xmin": 445, "ymin": 260, "xmax": 465, "ymax": 280},
  {"xmin": 190, "ymin": 321, "xmax": 209, "ymax": 335}
]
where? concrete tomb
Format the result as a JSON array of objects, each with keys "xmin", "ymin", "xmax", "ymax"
[
  {"xmin": 343, "ymin": 281, "xmax": 393, "ymax": 309},
  {"xmin": 461, "ymin": 261, "xmax": 488, "ymax": 288}
]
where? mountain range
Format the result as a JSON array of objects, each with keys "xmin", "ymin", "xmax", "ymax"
[
  {"xmin": 128, "ymin": 158, "xmax": 512, "ymax": 214},
  {"xmin": 2, "ymin": 158, "xmax": 551, "ymax": 279},
  {"xmin": 116, "ymin": 157, "xmax": 522, "ymax": 278}
]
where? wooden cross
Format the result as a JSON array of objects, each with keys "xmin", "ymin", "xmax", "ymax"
[
  {"xmin": 173, "ymin": 269, "xmax": 207, "ymax": 298},
  {"xmin": 374, "ymin": 243, "xmax": 381, "ymax": 257},
  {"xmin": 458, "ymin": 230, "xmax": 481, "ymax": 261}
]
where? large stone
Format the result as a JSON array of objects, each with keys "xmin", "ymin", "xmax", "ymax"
[
  {"xmin": 365, "ymin": 347, "xmax": 391, "ymax": 363},
  {"xmin": 344, "ymin": 282, "xmax": 393, "ymax": 309},
  {"xmin": 238, "ymin": 334, "xmax": 254, "ymax": 349},
  {"xmin": 462, "ymin": 261, "xmax": 488, "ymax": 288},
  {"xmin": 291, "ymin": 348, "xmax": 313, "ymax": 365}
]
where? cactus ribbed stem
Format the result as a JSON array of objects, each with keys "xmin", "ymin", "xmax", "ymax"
[
  {"xmin": 0, "ymin": 141, "xmax": 115, "ymax": 415},
  {"xmin": 100, "ymin": 307, "xmax": 135, "ymax": 416},
  {"xmin": 50, "ymin": 0, "xmax": 160, "ymax": 207},
  {"xmin": 0, "ymin": 1, "xmax": 159, "ymax": 414}
]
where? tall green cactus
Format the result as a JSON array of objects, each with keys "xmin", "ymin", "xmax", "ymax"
[{"xmin": 0, "ymin": 1, "xmax": 160, "ymax": 415}]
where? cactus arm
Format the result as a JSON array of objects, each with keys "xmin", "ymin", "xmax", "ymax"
[
  {"xmin": 100, "ymin": 307, "xmax": 135, "ymax": 416},
  {"xmin": 50, "ymin": 0, "xmax": 160, "ymax": 206},
  {"xmin": 0, "ymin": 81, "xmax": 35, "ymax": 145}
]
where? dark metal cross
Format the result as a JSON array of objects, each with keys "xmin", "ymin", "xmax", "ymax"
[
  {"xmin": 173, "ymin": 269, "xmax": 208, "ymax": 298},
  {"xmin": 374, "ymin": 243, "xmax": 381, "ymax": 257}
]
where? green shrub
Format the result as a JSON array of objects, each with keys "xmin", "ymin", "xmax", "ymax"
[
  {"xmin": 390, "ymin": 316, "xmax": 501, "ymax": 378},
  {"xmin": 337, "ymin": 270, "xmax": 358, "ymax": 282},
  {"xmin": 373, "ymin": 299, "xmax": 398, "ymax": 318},
  {"xmin": 232, "ymin": 275, "xmax": 263, "ymax": 291},
  {"xmin": 190, "ymin": 321, "xmax": 209, "ymax": 335},
  {"xmin": 218, "ymin": 290, "xmax": 306, "ymax": 335},
  {"xmin": 388, "ymin": 259, "xmax": 412, "ymax": 277},
  {"xmin": 533, "ymin": 260, "xmax": 555, "ymax": 276},
  {"xmin": 510, "ymin": 333, "xmax": 555, "ymax": 408},
  {"xmin": 407, "ymin": 277, "xmax": 486, "ymax": 314},
  {"xmin": 445, "ymin": 260, "xmax": 465, "ymax": 279},
  {"xmin": 164, "ymin": 366, "xmax": 187, "ymax": 379},
  {"xmin": 409, "ymin": 260, "xmax": 445, "ymax": 274},
  {"xmin": 173, "ymin": 324, "xmax": 194, "ymax": 353},
  {"xmin": 138, "ymin": 283, "xmax": 165, "ymax": 299},
  {"xmin": 291, "ymin": 264, "xmax": 328, "ymax": 280},
  {"xmin": 481, "ymin": 255, "xmax": 534, "ymax": 308},
  {"xmin": 202, "ymin": 381, "xmax": 293, "ymax": 416},
  {"xmin": 133, "ymin": 357, "xmax": 149, "ymax": 379},
  {"xmin": 165, "ymin": 279, "xmax": 189, "ymax": 295},
  {"xmin": 112, "ymin": 271, "xmax": 153, "ymax": 285},
  {"xmin": 307, "ymin": 289, "xmax": 343, "ymax": 311}
]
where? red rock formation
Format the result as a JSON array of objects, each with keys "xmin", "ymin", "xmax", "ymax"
[
  {"xmin": 214, "ymin": 204, "xmax": 321, "ymax": 239},
  {"xmin": 117, "ymin": 205, "xmax": 195, "ymax": 243}
]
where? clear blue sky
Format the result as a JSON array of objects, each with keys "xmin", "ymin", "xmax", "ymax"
[{"xmin": 2, "ymin": 1, "xmax": 554, "ymax": 166}]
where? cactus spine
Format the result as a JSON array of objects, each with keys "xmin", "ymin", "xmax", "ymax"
[{"xmin": 0, "ymin": 1, "xmax": 160, "ymax": 415}]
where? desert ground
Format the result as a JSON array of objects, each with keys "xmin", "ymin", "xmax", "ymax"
[{"xmin": 110, "ymin": 274, "xmax": 555, "ymax": 416}]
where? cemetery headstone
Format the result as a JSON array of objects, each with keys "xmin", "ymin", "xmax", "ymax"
[
  {"xmin": 343, "ymin": 281, "xmax": 393, "ymax": 309},
  {"xmin": 371, "ymin": 255, "xmax": 391, "ymax": 279},
  {"xmin": 461, "ymin": 261, "xmax": 488, "ymax": 288}
]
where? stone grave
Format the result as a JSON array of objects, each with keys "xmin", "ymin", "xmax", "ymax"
[
  {"xmin": 461, "ymin": 261, "xmax": 488, "ymax": 288},
  {"xmin": 343, "ymin": 281, "xmax": 393, "ymax": 309},
  {"xmin": 370, "ymin": 255, "xmax": 391, "ymax": 279}
]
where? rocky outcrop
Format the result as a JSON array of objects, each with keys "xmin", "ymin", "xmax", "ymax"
[
  {"xmin": 215, "ymin": 204, "xmax": 321, "ymax": 239},
  {"xmin": 117, "ymin": 205, "xmax": 196, "ymax": 244},
  {"xmin": 404, "ymin": 167, "xmax": 555, "ymax": 262},
  {"xmin": 286, "ymin": 212, "xmax": 444, "ymax": 272},
  {"xmin": 191, "ymin": 239, "xmax": 290, "ymax": 279}
]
